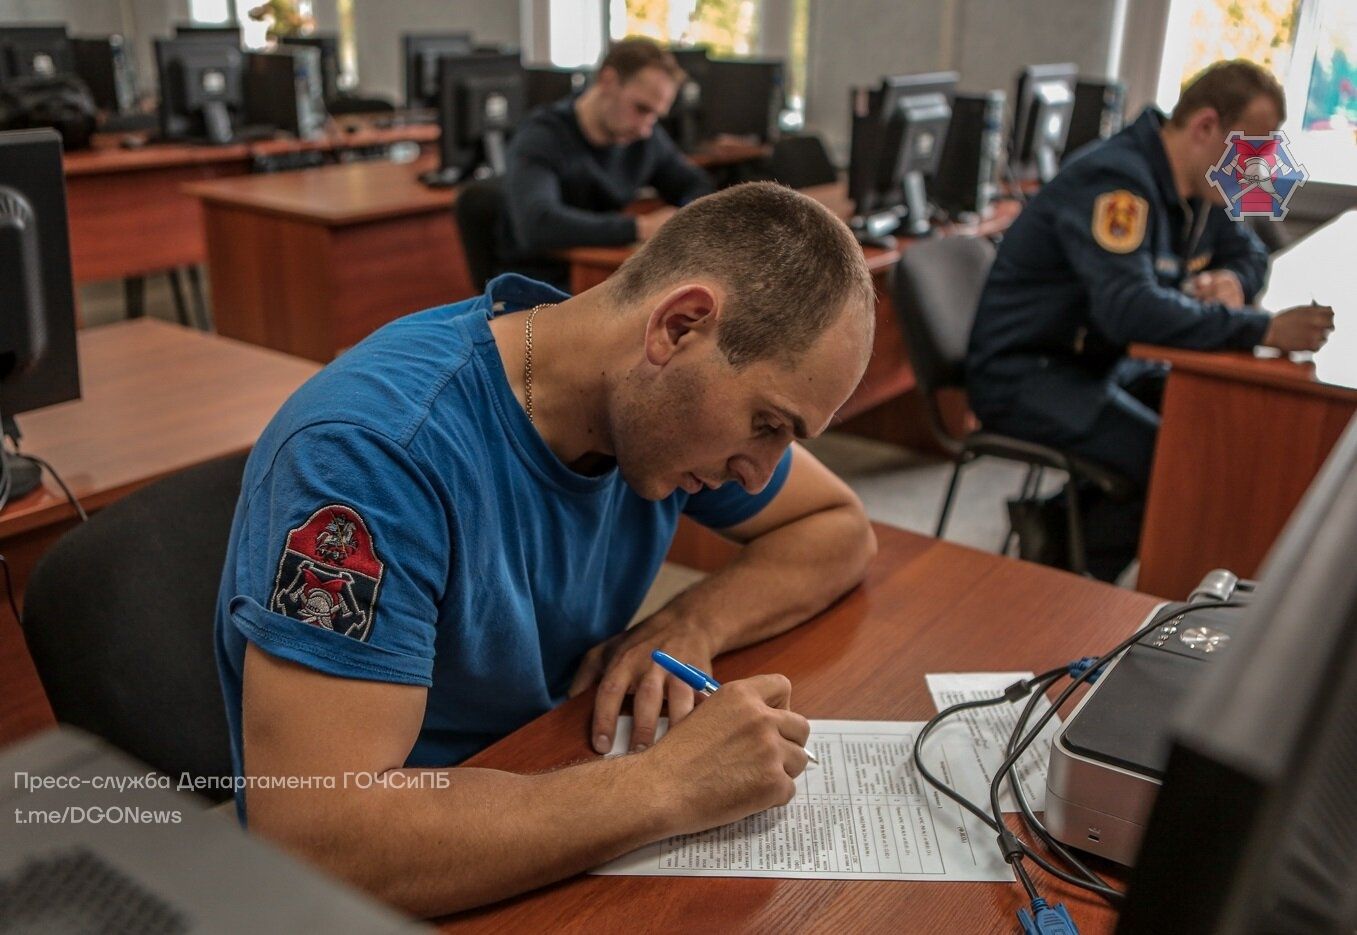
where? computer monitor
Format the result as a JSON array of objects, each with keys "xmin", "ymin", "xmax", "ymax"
[
  {"xmin": 280, "ymin": 33, "xmax": 340, "ymax": 104},
  {"xmin": 1011, "ymin": 62, "xmax": 1076, "ymax": 183},
  {"xmin": 155, "ymin": 36, "xmax": 245, "ymax": 144},
  {"xmin": 423, "ymin": 52, "xmax": 525, "ymax": 188},
  {"xmin": 847, "ymin": 71, "xmax": 956, "ymax": 242},
  {"xmin": 655, "ymin": 46, "xmax": 709, "ymax": 153},
  {"xmin": 702, "ymin": 56, "xmax": 783, "ymax": 142},
  {"xmin": 1063, "ymin": 77, "xmax": 1125, "ymax": 164},
  {"xmin": 71, "ymin": 35, "xmax": 138, "ymax": 114},
  {"xmin": 0, "ymin": 128, "xmax": 81, "ymax": 499},
  {"xmin": 1117, "ymin": 414, "xmax": 1357, "ymax": 934},
  {"xmin": 244, "ymin": 47, "xmax": 326, "ymax": 139},
  {"xmin": 523, "ymin": 66, "xmax": 591, "ymax": 111},
  {"xmin": 173, "ymin": 24, "xmax": 243, "ymax": 45},
  {"xmin": 0, "ymin": 24, "xmax": 75, "ymax": 81},
  {"xmin": 402, "ymin": 32, "xmax": 473, "ymax": 110}
]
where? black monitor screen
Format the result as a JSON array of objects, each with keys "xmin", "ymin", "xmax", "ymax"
[
  {"xmin": 848, "ymin": 71, "xmax": 957, "ymax": 214},
  {"xmin": 0, "ymin": 25, "xmax": 74, "ymax": 80},
  {"xmin": 523, "ymin": 66, "xmax": 590, "ymax": 110},
  {"xmin": 436, "ymin": 52, "xmax": 524, "ymax": 181},
  {"xmin": 702, "ymin": 57, "xmax": 783, "ymax": 141},
  {"xmin": 1012, "ymin": 63, "xmax": 1076, "ymax": 181},
  {"xmin": 1118, "ymin": 413, "xmax": 1357, "ymax": 934},
  {"xmin": 0, "ymin": 128, "xmax": 80, "ymax": 420},
  {"xmin": 402, "ymin": 33, "xmax": 472, "ymax": 109},
  {"xmin": 155, "ymin": 38, "xmax": 245, "ymax": 142}
]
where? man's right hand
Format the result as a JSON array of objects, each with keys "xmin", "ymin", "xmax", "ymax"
[
  {"xmin": 635, "ymin": 206, "xmax": 678, "ymax": 242},
  {"xmin": 1263, "ymin": 304, "xmax": 1335, "ymax": 353},
  {"xmin": 639, "ymin": 674, "xmax": 810, "ymax": 836}
]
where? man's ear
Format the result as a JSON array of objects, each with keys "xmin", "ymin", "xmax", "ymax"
[
  {"xmin": 642, "ymin": 284, "xmax": 720, "ymax": 366},
  {"xmin": 1190, "ymin": 106, "xmax": 1222, "ymax": 143}
]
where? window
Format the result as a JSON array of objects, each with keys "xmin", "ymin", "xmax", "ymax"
[
  {"xmin": 1158, "ymin": 0, "xmax": 1357, "ymax": 183},
  {"xmin": 608, "ymin": 0, "xmax": 762, "ymax": 56},
  {"xmin": 189, "ymin": 0, "xmax": 314, "ymax": 52}
]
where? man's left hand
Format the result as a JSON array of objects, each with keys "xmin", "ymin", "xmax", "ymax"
[
  {"xmin": 1188, "ymin": 270, "xmax": 1246, "ymax": 309},
  {"xmin": 568, "ymin": 612, "xmax": 717, "ymax": 755}
]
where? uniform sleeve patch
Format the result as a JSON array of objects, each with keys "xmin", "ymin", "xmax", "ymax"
[
  {"xmin": 1091, "ymin": 190, "xmax": 1148, "ymax": 254},
  {"xmin": 270, "ymin": 505, "xmax": 384, "ymax": 643}
]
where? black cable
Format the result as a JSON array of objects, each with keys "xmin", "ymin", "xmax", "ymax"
[
  {"xmin": 1005, "ymin": 669, "xmax": 1115, "ymax": 892},
  {"xmin": 18, "ymin": 452, "xmax": 89, "ymax": 522},
  {"xmin": 0, "ymin": 555, "xmax": 18, "ymax": 627},
  {"xmin": 986, "ymin": 600, "xmax": 1246, "ymax": 838},
  {"xmin": 913, "ymin": 671, "xmax": 1124, "ymax": 903}
]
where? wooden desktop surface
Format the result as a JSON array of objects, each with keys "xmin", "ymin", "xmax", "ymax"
[
  {"xmin": 62, "ymin": 119, "xmax": 438, "ymax": 284},
  {"xmin": 0, "ymin": 319, "xmax": 320, "ymax": 743},
  {"xmin": 183, "ymin": 153, "xmax": 452, "ymax": 224},
  {"xmin": 443, "ymin": 521, "xmax": 1154, "ymax": 933},
  {"xmin": 1132, "ymin": 210, "xmax": 1356, "ymax": 599}
]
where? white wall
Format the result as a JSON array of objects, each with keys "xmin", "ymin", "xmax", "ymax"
[
  {"xmin": 350, "ymin": 0, "xmax": 520, "ymax": 103},
  {"xmin": 803, "ymin": 0, "xmax": 1125, "ymax": 159}
]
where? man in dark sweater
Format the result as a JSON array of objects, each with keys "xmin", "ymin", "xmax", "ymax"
[{"xmin": 502, "ymin": 38, "xmax": 714, "ymax": 288}]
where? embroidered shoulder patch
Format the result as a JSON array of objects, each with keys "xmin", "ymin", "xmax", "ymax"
[
  {"xmin": 270, "ymin": 505, "xmax": 384, "ymax": 642},
  {"xmin": 1091, "ymin": 189, "xmax": 1148, "ymax": 254}
]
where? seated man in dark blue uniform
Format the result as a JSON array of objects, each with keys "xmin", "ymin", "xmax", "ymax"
[
  {"xmin": 501, "ymin": 37, "xmax": 713, "ymax": 289},
  {"xmin": 967, "ymin": 60, "xmax": 1333, "ymax": 581},
  {"xmin": 215, "ymin": 182, "xmax": 879, "ymax": 916}
]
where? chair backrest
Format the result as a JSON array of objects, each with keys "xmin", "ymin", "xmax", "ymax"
[
  {"xmin": 769, "ymin": 134, "xmax": 838, "ymax": 189},
  {"xmin": 21, "ymin": 452, "xmax": 249, "ymax": 802},
  {"xmin": 893, "ymin": 235, "xmax": 996, "ymax": 445},
  {"xmin": 453, "ymin": 176, "xmax": 507, "ymax": 291}
]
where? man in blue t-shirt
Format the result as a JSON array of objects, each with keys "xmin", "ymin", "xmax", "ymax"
[{"xmin": 216, "ymin": 181, "xmax": 879, "ymax": 916}]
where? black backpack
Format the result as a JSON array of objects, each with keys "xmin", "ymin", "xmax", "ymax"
[{"xmin": 0, "ymin": 75, "xmax": 98, "ymax": 150}]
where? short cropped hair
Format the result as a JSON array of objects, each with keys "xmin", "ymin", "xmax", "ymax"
[
  {"xmin": 600, "ymin": 37, "xmax": 686, "ymax": 85},
  {"xmin": 608, "ymin": 182, "xmax": 876, "ymax": 369},
  {"xmin": 1170, "ymin": 60, "xmax": 1287, "ymax": 128}
]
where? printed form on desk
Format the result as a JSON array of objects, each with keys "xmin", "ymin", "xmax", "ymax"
[{"xmin": 593, "ymin": 673, "xmax": 1059, "ymax": 882}]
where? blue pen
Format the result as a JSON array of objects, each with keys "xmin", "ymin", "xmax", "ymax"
[{"xmin": 651, "ymin": 650, "xmax": 818, "ymax": 765}]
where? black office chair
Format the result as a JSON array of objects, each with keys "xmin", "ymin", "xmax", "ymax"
[
  {"xmin": 767, "ymin": 134, "xmax": 838, "ymax": 189},
  {"xmin": 453, "ymin": 176, "xmax": 507, "ymax": 291},
  {"xmin": 20, "ymin": 453, "xmax": 249, "ymax": 803},
  {"xmin": 893, "ymin": 236, "xmax": 1134, "ymax": 575}
]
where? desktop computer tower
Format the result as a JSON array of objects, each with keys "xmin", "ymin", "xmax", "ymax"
[
  {"xmin": 244, "ymin": 46, "xmax": 326, "ymax": 139},
  {"xmin": 930, "ymin": 90, "xmax": 1004, "ymax": 217},
  {"xmin": 71, "ymin": 36, "xmax": 138, "ymax": 114}
]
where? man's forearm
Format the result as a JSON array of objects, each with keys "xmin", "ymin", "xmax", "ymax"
[
  {"xmin": 665, "ymin": 505, "xmax": 876, "ymax": 656},
  {"xmin": 249, "ymin": 753, "xmax": 669, "ymax": 918}
]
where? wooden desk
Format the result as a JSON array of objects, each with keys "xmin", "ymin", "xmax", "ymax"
[
  {"xmin": 566, "ymin": 188, "xmax": 1020, "ymax": 433},
  {"xmin": 444, "ymin": 521, "xmax": 1154, "ymax": 932},
  {"xmin": 184, "ymin": 158, "xmax": 472, "ymax": 362},
  {"xmin": 0, "ymin": 319, "xmax": 320, "ymax": 743},
  {"xmin": 1133, "ymin": 211, "xmax": 1357, "ymax": 599},
  {"xmin": 63, "ymin": 120, "xmax": 438, "ymax": 285}
]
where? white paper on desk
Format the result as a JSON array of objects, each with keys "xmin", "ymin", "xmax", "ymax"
[
  {"xmin": 925, "ymin": 672, "xmax": 1062, "ymax": 813},
  {"xmin": 593, "ymin": 718, "xmax": 1011, "ymax": 882}
]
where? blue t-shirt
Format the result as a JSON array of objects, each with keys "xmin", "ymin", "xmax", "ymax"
[{"xmin": 215, "ymin": 274, "xmax": 791, "ymax": 818}]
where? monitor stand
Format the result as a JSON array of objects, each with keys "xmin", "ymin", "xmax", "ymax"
[
  {"xmin": 419, "ymin": 165, "xmax": 464, "ymax": 189},
  {"xmin": 850, "ymin": 208, "xmax": 901, "ymax": 250},
  {"xmin": 901, "ymin": 171, "xmax": 933, "ymax": 238},
  {"xmin": 202, "ymin": 101, "xmax": 234, "ymax": 145}
]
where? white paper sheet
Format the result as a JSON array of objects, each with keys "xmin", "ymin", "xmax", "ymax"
[
  {"xmin": 925, "ymin": 671, "xmax": 1062, "ymax": 813},
  {"xmin": 592, "ymin": 718, "xmax": 1012, "ymax": 881}
]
